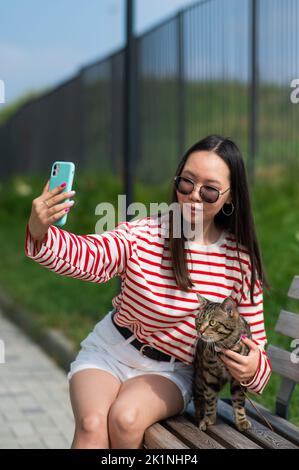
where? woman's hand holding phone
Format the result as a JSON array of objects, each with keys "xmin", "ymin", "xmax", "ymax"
[{"xmin": 28, "ymin": 180, "xmax": 76, "ymax": 241}]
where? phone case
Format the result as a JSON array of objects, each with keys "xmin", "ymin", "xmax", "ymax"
[{"xmin": 49, "ymin": 161, "xmax": 75, "ymax": 227}]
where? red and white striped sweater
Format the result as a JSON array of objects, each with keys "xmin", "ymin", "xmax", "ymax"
[{"xmin": 25, "ymin": 214, "xmax": 272, "ymax": 394}]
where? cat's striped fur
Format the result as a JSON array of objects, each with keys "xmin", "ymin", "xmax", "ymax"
[{"xmin": 193, "ymin": 293, "xmax": 252, "ymax": 432}]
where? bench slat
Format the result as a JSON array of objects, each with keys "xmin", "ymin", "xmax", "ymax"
[
  {"xmin": 288, "ymin": 275, "xmax": 299, "ymax": 300},
  {"xmin": 185, "ymin": 404, "xmax": 262, "ymax": 449},
  {"xmin": 205, "ymin": 421, "xmax": 262, "ymax": 449},
  {"xmin": 217, "ymin": 399, "xmax": 298, "ymax": 449},
  {"xmin": 275, "ymin": 310, "xmax": 299, "ymax": 338},
  {"xmin": 267, "ymin": 345, "xmax": 299, "ymax": 382},
  {"xmin": 144, "ymin": 422, "xmax": 190, "ymax": 449},
  {"xmin": 163, "ymin": 415, "xmax": 224, "ymax": 449},
  {"xmin": 244, "ymin": 399, "xmax": 299, "ymax": 447}
]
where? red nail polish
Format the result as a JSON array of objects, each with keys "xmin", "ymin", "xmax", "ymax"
[
  {"xmin": 65, "ymin": 207, "xmax": 70, "ymax": 212},
  {"xmin": 60, "ymin": 182, "xmax": 67, "ymax": 188},
  {"xmin": 241, "ymin": 335, "xmax": 246, "ymax": 339}
]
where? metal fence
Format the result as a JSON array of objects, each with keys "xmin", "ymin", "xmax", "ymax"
[{"xmin": 0, "ymin": 0, "xmax": 298, "ymax": 185}]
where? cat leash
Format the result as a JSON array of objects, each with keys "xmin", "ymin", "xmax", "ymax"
[
  {"xmin": 239, "ymin": 385, "xmax": 274, "ymax": 432},
  {"xmin": 236, "ymin": 336, "xmax": 274, "ymax": 432}
]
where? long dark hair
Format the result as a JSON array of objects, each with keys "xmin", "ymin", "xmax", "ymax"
[{"xmin": 167, "ymin": 134, "xmax": 270, "ymax": 304}]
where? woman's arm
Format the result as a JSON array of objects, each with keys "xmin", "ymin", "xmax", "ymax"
[
  {"xmin": 237, "ymin": 276, "xmax": 272, "ymax": 394},
  {"xmin": 25, "ymin": 221, "xmax": 134, "ymax": 283},
  {"xmin": 221, "ymin": 274, "xmax": 272, "ymax": 395},
  {"xmin": 25, "ymin": 179, "xmax": 134, "ymax": 283}
]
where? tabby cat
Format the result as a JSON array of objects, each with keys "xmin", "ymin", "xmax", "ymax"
[{"xmin": 193, "ymin": 293, "xmax": 252, "ymax": 432}]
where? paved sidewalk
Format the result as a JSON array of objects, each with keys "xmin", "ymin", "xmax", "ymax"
[{"xmin": 0, "ymin": 309, "xmax": 75, "ymax": 448}]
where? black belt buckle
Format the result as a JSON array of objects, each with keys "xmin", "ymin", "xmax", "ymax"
[{"xmin": 140, "ymin": 344, "xmax": 156, "ymax": 359}]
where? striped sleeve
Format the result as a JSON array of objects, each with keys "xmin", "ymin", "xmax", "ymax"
[
  {"xmin": 24, "ymin": 221, "xmax": 134, "ymax": 283},
  {"xmin": 237, "ymin": 270, "xmax": 272, "ymax": 395}
]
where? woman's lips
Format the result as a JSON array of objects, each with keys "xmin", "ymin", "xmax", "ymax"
[{"xmin": 182, "ymin": 203, "xmax": 203, "ymax": 215}]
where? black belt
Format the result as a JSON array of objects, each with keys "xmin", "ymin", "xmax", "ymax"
[{"xmin": 111, "ymin": 312, "xmax": 180, "ymax": 363}]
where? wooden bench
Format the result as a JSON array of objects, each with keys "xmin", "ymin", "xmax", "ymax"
[{"xmin": 144, "ymin": 276, "xmax": 299, "ymax": 449}]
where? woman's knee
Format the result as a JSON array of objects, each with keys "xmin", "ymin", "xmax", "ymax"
[
  {"xmin": 78, "ymin": 411, "xmax": 107, "ymax": 435},
  {"xmin": 108, "ymin": 401, "xmax": 141, "ymax": 434},
  {"xmin": 72, "ymin": 411, "xmax": 109, "ymax": 448}
]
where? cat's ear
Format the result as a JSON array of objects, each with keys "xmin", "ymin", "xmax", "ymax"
[
  {"xmin": 221, "ymin": 297, "xmax": 237, "ymax": 318},
  {"xmin": 196, "ymin": 292, "xmax": 209, "ymax": 307},
  {"xmin": 196, "ymin": 293, "xmax": 209, "ymax": 316}
]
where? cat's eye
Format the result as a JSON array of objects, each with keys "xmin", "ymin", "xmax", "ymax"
[{"xmin": 209, "ymin": 320, "xmax": 217, "ymax": 326}]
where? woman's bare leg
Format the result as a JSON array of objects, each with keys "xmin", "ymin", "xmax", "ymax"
[
  {"xmin": 108, "ymin": 374, "xmax": 184, "ymax": 449},
  {"xmin": 69, "ymin": 368, "xmax": 121, "ymax": 449}
]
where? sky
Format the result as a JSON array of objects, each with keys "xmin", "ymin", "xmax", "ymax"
[
  {"xmin": 0, "ymin": 0, "xmax": 197, "ymax": 107},
  {"xmin": 0, "ymin": 0, "xmax": 296, "ymax": 109}
]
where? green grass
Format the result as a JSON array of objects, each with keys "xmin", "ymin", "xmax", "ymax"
[{"xmin": 0, "ymin": 170, "xmax": 298, "ymax": 426}]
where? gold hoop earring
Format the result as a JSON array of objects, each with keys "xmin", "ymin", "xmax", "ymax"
[{"xmin": 221, "ymin": 202, "xmax": 234, "ymax": 216}]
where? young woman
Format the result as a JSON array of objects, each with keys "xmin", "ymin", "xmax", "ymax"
[{"xmin": 25, "ymin": 134, "xmax": 272, "ymax": 449}]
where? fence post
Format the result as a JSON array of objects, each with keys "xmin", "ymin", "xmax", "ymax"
[
  {"xmin": 249, "ymin": 0, "xmax": 259, "ymax": 185},
  {"xmin": 110, "ymin": 55, "xmax": 118, "ymax": 175},
  {"xmin": 123, "ymin": 0, "xmax": 137, "ymax": 214},
  {"xmin": 177, "ymin": 10, "xmax": 186, "ymax": 159}
]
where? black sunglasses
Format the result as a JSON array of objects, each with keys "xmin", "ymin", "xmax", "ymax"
[{"xmin": 174, "ymin": 176, "xmax": 230, "ymax": 203}]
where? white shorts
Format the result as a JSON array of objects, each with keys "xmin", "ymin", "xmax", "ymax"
[{"xmin": 67, "ymin": 309, "xmax": 194, "ymax": 414}]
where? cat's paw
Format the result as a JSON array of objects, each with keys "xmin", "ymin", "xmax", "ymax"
[
  {"xmin": 198, "ymin": 416, "xmax": 216, "ymax": 431},
  {"xmin": 235, "ymin": 418, "xmax": 252, "ymax": 432}
]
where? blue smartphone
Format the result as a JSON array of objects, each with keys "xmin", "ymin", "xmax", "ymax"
[{"xmin": 49, "ymin": 161, "xmax": 75, "ymax": 227}]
